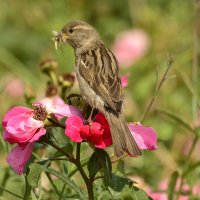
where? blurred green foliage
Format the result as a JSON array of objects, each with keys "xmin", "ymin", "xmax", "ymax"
[{"xmin": 0, "ymin": 0, "xmax": 200, "ymax": 199}]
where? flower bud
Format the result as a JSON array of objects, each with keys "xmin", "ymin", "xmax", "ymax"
[
  {"xmin": 39, "ymin": 59, "xmax": 58, "ymax": 74},
  {"xmin": 45, "ymin": 82, "xmax": 58, "ymax": 97},
  {"xmin": 59, "ymin": 73, "xmax": 75, "ymax": 88}
]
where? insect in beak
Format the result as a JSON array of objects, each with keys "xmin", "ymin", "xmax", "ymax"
[{"xmin": 52, "ymin": 31, "xmax": 68, "ymax": 50}]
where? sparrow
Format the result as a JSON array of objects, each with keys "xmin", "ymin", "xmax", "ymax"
[{"xmin": 55, "ymin": 20, "xmax": 142, "ymax": 157}]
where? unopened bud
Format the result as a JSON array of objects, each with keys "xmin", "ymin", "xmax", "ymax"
[
  {"xmin": 59, "ymin": 73, "xmax": 75, "ymax": 88},
  {"xmin": 45, "ymin": 82, "xmax": 58, "ymax": 97},
  {"xmin": 39, "ymin": 59, "xmax": 58, "ymax": 74}
]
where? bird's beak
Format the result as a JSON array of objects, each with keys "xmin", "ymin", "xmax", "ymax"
[{"xmin": 53, "ymin": 32, "xmax": 68, "ymax": 50}]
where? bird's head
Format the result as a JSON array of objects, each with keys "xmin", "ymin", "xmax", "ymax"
[{"xmin": 54, "ymin": 20, "xmax": 100, "ymax": 50}]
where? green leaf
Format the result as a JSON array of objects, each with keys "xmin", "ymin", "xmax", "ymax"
[
  {"xmin": 31, "ymin": 191, "xmax": 38, "ymax": 200},
  {"xmin": 116, "ymin": 160, "xmax": 125, "ymax": 175},
  {"xmin": 87, "ymin": 152, "xmax": 100, "ymax": 178},
  {"xmin": 62, "ymin": 161, "xmax": 68, "ymax": 175},
  {"xmin": 167, "ymin": 171, "xmax": 179, "ymax": 200},
  {"xmin": 157, "ymin": 109, "xmax": 194, "ymax": 134},
  {"xmin": 109, "ymin": 174, "xmax": 132, "ymax": 191},
  {"xmin": 95, "ymin": 149, "xmax": 112, "ymax": 186},
  {"xmin": 183, "ymin": 161, "xmax": 200, "ymax": 178},
  {"xmin": 54, "ymin": 143, "xmax": 73, "ymax": 157},
  {"xmin": 27, "ymin": 163, "xmax": 43, "ymax": 187},
  {"xmin": 107, "ymin": 174, "xmax": 152, "ymax": 200},
  {"xmin": 24, "ymin": 169, "xmax": 32, "ymax": 200},
  {"xmin": 132, "ymin": 186, "xmax": 153, "ymax": 200},
  {"xmin": 0, "ymin": 186, "xmax": 23, "ymax": 199},
  {"xmin": 43, "ymin": 167, "xmax": 86, "ymax": 200},
  {"xmin": 97, "ymin": 190, "xmax": 112, "ymax": 200},
  {"xmin": 0, "ymin": 131, "xmax": 8, "ymax": 153}
]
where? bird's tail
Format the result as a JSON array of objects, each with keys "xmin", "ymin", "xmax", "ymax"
[{"xmin": 105, "ymin": 111, "xmax": 142, "ymax": 157}]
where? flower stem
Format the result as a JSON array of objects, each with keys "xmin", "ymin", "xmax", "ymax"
[
  {"xmin": 47, "ymin": 141, "xmax": 94, "ymax": 199},
  {"xmin": 44, "ymin": 140, "xmax": 74, "ymax": 161},
  {"xmin": 75, "ymin": 143, "xmax": 94, "ymax": 200}
]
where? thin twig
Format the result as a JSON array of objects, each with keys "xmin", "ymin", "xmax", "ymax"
[
  {"xmin": 68, "ymin": 160, "xmax": 88, "ymax": 177},
  {"xmin": 76, "ymin": 142, "xmax": 81, "ymax": 161},
  {"xmin": 111, "ymin": 154, "xmax": 128, "ymax": 163},
  {"xmin": 93, "ymin": 176, "xmax": 104, "ymax": 182},
  {"xmin": 45, "ymin": 172, "xmax": 60, "ymax": 197},
  {"xmin": 140, "ymin": 56, "xmax": 174, "ymax": 122},
  {"xmin": 47, "ymin": 117, "xmax": 66, "ymax": 129},
  {"xmin": 59, "ymin": 183, "xmax": 67, "ymax": 200},
  {"xmin": 44, "ymin": 141, "xmax": 74, "ymax": 161},
  {"xmin": 0, "ymin": 186, "xmax": 23, "ymax": 199},
  {"xmin": 176, "ymin": 135, "xmax": 199, "ymax": 200}
]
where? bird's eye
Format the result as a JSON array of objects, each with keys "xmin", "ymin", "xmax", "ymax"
[{"xmin": 69, "ymin": 28, "xmax": 74, "ymax": 34}]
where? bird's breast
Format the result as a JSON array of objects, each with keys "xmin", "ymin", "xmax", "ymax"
[{"xmin": 76, "ymin": 70, "xmax": 105, "ymax": 113}]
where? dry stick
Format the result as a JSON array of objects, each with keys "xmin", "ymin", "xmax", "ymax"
[{"xmin": 140, "ymin": 56, "xmax": 174, "ymax": 123}]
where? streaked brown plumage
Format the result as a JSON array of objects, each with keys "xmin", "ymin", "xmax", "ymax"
[{"xmin": 55, "ymin": 20, "xmax": 142, "ymax": 157}]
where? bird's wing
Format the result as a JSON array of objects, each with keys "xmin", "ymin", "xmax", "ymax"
[{"xmin": 78, "ymin": 44, "xmax": 123, "ymax": 113}]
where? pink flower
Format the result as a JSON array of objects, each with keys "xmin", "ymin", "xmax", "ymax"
[
  {"xmin": 148, "ymin": 179, "xmax": 200, "ymax": 200},
  {"xmin": 5, "ymin": 78, "xmax": 24, "ymax": 98},
  {"xmin": 34, "ymin": 96, "xmax": 83, "ymax": 120},
  {"xmin": 128, "ymin": 123, "xmax": 157, "ymax": 150},
  {"xmin": 65, "ymin": 115, "xmax": 83, "ymax": 143},
  {"xmin": 65, "ymin": 113, "xmax": 157, "ymax": 151},
  {"xmin": 2, "ymin": 96, "xmax": 82, "ymax": 175},
  {"xmin": 65, "ymin": 113, "xmax": 112, "ymax": 148},
  {"xmin": 2, "ymin": 106, "xmax": 46, "ymax": 174},
  {"xmin": 113, "ymin": 29, "xmax": 150, "ymax": 68},
  {"xmin": 148, "ymin": 192, "xmax": 167, "ymax": 200},
  {"xmin": 121, "ymin": 75, "xmax": 128, "ymax": 88},
  {"xmin": 3, "ymin": 106, "xmax": 46, "ymax": 145},
  {"xmin": 6, "ymin": 143, "xmax": 34, "ymax": 175}
]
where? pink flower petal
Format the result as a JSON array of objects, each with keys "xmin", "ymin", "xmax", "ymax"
[
  {"xmin": 2, "ymin": 106, "xmax": 32, "ymax": 127},
  {"xmin": 93, "ymin": 113, "xmax": 112, "ymax": 148},
  {"xmin": 80, "ymin": 125, "xmax": 91, "ymax": 140},
  {"xmin": 5, "ymin": 114, "xmax": 44, "ymax": 144},
  {"xmin": 52, "ymin": 95, "xmax": 66, "ymax": 105},
  {"xmin": 128, "ymin": 123, "xmax": 157, "ymax": 150},
  {"xmin": 148, "ymin": 192, "xmax": 167, "ymax": 200},
  {"xmin": 121, "ymin": 75, "xmax": 128, "ymax": 88},
  {"xmin": 54, "ymin": 104, "xmax": 84, "ymax": 119},
  {"xmin": 6, "ymin": 143, "xmax": 34, "ymax": 175},
  {"xmin": 35, "ymin": 96, "xmax": 84, "ymax": 120},
  {"xmin": 3, "ymin": 130, "xmax": 17, "ymax": 144},
  {"xmin": 29, "ymin": 127, "xmax": 46, "ymax": 143},
  {"xmin": 5, "ymin": 78, "xmax": 24, "ymax": 98},
  {"xmin": 113, "ymin": 29, "xmax": 150, "ymax": 68},
  {"xmin": 65, "ymin": 116, "xmax": 83, "ymax": 142},
  {"xmin": 90, "ymin": 122, "xmax": 104, "ymax": 144}
]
